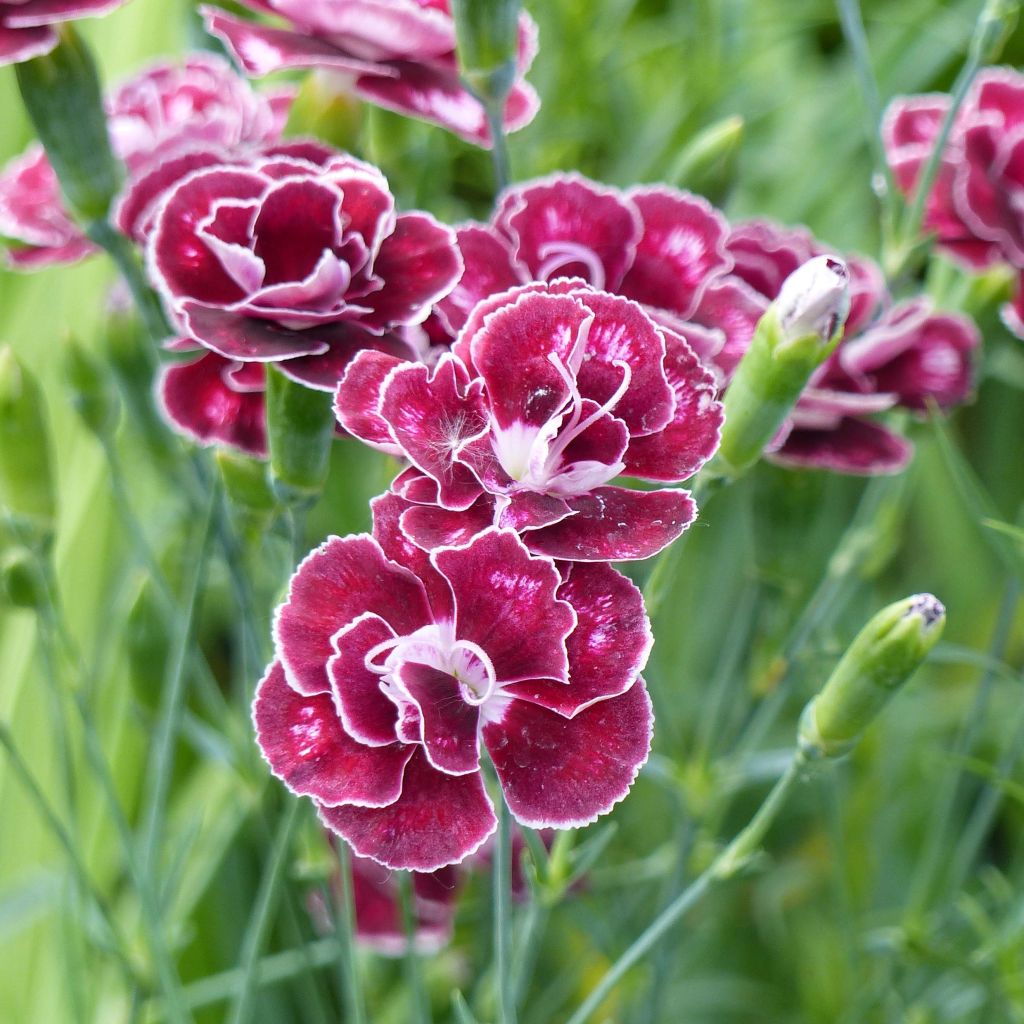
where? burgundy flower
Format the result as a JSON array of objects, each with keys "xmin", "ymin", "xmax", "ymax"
[
  {"xmin": 159, "ymin": 345, "xmax": 268, "ymax": 457},
  {"xmin": 721, "ymin": 219, "xmax": 979, "ymax": 475},
  {"xmin": 0, "ymin": 0, "xmax": 128, "ymax": 66},
  {"xmin": 202, "ymin": 0, "xmax": 540, "ymax": 148},
  {"xmin": 147, "ymin": 151, "xmax": 461, "ymax": 390},
  {"xmin": 254, "ymin": 503, "xmax": 654, "ymax": 870},
  {"xmin": 0, "ymin": 53, "xmax": 294, "ymax": 267},
  {"xmin": 336, "ymin": 279, "xmax": 723, "ymax": 561},
  {"xmin": 433, "ymin": 173, "xmax": 734, "ymax": 355},
  {"xmin": 883, "ymin": 69, "xmax": 1024, "ymax": 271}
]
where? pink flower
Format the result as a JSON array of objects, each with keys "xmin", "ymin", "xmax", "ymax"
[
  {"xmin": 254, "ymin": 501, "xmax": 653, "ymax": 870},
  {"xmin": 883, "ymin": 69, "xmax": 1024, "ymax": 271},
  {"xmin": 202, "ymin": 0, "xmax": 540, "ymax": 148},
  {"xmin": 0, "ymin": 0, "xmax": 128, "ymax": 66},
  {"xmin": 722, "ymin": 219, "xmax": 979, "ymax": 475},
  {"xmin": 433, "ymin": 173, "xmax": 734, "ymax": 354},
  {"xmin": 336, "ymin": 279, "xmax": 723, "ymax": 562},
  {"xmin": 147, "ymin": 151, "xmax": 461, "ymax": 390},
  {"xmin": 0, "ymin": 53, "xmax": 294, "ymax": 267},
  {"xmin": 158, "ymin": 345, "xmax": 268, "ymax": 457}
]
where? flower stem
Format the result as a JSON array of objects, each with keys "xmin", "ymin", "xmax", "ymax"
[
  {"xmin": 484, "ymin": 99, "xmax": 511, "ymax": 194},
  {"xmin": 563, "ymin": 754, "xmax": 811, "ymax": 1024},
  {"xmin": 331, "ymin": 838, "xmax": 367, "ymax": 1024},
  {"xmin": 227, "ymin": 799, "xmax": 302, "ymax": 1024},
  {"xmin": 493, "ymin": 797, "xmax": 517, "ymax": 1024},
  {"xmin": 397, "ymin": 871, "xmax": 432, "ymax": 1024}
]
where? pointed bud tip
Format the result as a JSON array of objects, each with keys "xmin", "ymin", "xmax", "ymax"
[
  {"xmin": 776, "ymin": 255, "xmax": 851, "ymax": 345},
  {"xmin": 907, "ymin": 593, "xmax": 945, "ymax": 631}
]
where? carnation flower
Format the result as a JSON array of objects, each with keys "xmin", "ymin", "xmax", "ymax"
[
  {"xmin": 883, "ymin": 68, "xmax": 1024, "ymax": 271},
  {"xmin": 336, "ymin": 279, "xmax": 723, "ymax": 561},
  {"xmin": 147, "ymin": 151, "xmax": 461, "ymax": 390},
  {"xmin": 0, "ymin": 53, "xmax": 293, "ymax": 267},
  {"xmin": 254, "ymin": 498, "xmax": 653, "ymax": 870},
  {"xmin": 202, "ymin": 0, "xmax": 540, "ymax": 148},
  {"xmin": 0, "ymin": 0, "xmax": 127, "ymax": 66},
  {"xmin": 722, "ymin": 219, "xmax": 979, "ymax": 475}
]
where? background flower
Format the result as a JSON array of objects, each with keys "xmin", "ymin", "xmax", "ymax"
[{"xmin": 0, "ymin": 0, "xmax": 128, "ymax": 66}]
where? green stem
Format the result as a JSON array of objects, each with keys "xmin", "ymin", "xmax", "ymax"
[
  {"xmin": 484, "ymin": 98, "xmax": 510, "ymax": 194},
  {"xmin": 398, "ymin": 871, "xmax": 432, "ymax": 1024},
  {"xmin": 564, "ymin": 754, "xmax": 811, "ymax": 1024},
  {"xmin": 493, "ymin": 798, "xmax": 516, "ymax": 1024},
  {"xmin": 227, "ymin": 800, "xmax": 301, "ymax": 1024},
  {"xmin": 139, "ymin": 484, "xmax": 218, "ymax": 881},
  {"xmin": 332, "ymin": 839, "xmax": 367, "ymax": 1024}
]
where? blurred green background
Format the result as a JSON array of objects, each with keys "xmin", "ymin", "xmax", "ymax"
[{"xmin": 2, "ymin": 1, "xmax": 1024, "ymax": 1021}]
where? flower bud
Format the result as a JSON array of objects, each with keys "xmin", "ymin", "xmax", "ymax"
[
  {"xmin": 14, "ymin": 26, "xmax": 121, "ymax": 222},
  {"xmin": 0, "ymin": 547, "xmax": 45, "ymax": 609},
  {"xmin": 799, "ymin": 594, "xmax": 946, "ymax": 759},
  {"xmin": 668, "ymin": 115, "xmax": 744, "ymax": 203},
  {"xmin": 714, "ymin": 256, "xmax": 850, "ymax": 479},
  {"xmin": 451, "ymin": 0, "xmax": 521, "ymax": 105},
  {"xmin": 64, "ymin": 337, "xmax": 119, "ymax": 440},
  {"xmin": 0, "ymin": 346, "xmax": 56, "ymax": 532},
  {"xmin": 265, "ymin": 367, "xmax": 335, "ymax": 507}
]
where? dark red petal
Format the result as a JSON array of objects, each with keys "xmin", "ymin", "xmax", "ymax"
[
  {"xmin": 150, "ymin": 166, "xmax": 267, "ymax": 306},
  {"xmin": 497, "ymin": 491, "xmax": 574, "ymax": 532},
  {"xmin": 328, "ymin": 614, "xmax": 400, "ymax": 747},
  {"xmin": 484, "ymin": 679, "xmax": 653, "ymax": 828},
  {"xmin": 524, "ymin": 486, "xmax": 696, "ymax": 562},
  {"xmin": 771, "ymin": 418, "xmax": 913, "ymax": 475},
  {"xmin": 180, "ymin": 302, "xmax": 331, "ymax": 362},
  {"xmin": 274, "ymin": 534, "xmax": 432, "ymax": 695},
  {"xmin": 0, "ymin": 24, "xmax": 56, "ymax": 66},
  {"xmin": 436, "ymin": 224, "xmax": 522, "ymax": 336},
  {"xmin": 378, "ymin": 355, "xmax": 486, "ymax": 509},
  {"xmin": 620, "ymin": 186, "xmax": 731, "ymax": 319},
  {"xmin": 3, "ymin": 0, "xmax": 129, "ymax": 28},
  {"xmin": 505, "ymin": 562, "xmax": 651, "ymax": 716},
  {"xmin": 881, "ymin": 94, "xmax": 949, "ymax": 159},
  {"xmin": 622, "ymin": 329, "xmax": 722, "ymax": 482},
  {"xmin": 277, "ymin": 328, "xmax": 413, "ymax": 393},
  {"xmin": 253, "ymin": 661, "xmax": 413, "ymax": 807},
  {"xmin": 496, "ymin": 174, "xmax": 641, "ymax": 290},
  {"xmin": 370, "ymin": 492, "xmax": 455, "ymax": 621},
  {"xmin": 394, "ymin": 662, "xmax": 481, "ymax": 775},
  {"xmin": 431, "ymin": 528, "xmax": 576, "ymax": 684},
  {"xmin": 400, "ymin": 498, "xmax": 495, "ymax": 551},
  {"xmin": 320, "ymin": 750, "xmax": 496, "ymax": 870},
  {"xmin": 334, "ymin": 349, "xmax": 406, "ymax": 453},
  {"xmin": 202, "ymin": 8, "xmax": 388, "ymax": 77},
  {"xmin": 158, "ymin": 350, "xmax": 267, "ymax": 456},
  {"xmin": 469, "ymin": 290, "xmax": 590, "ymax": 431},
  {"xmin": 574, "ymin": 290, "xmax": 674, "ymax": 435},
  {"xmin": 360, "ymin": 212, "xmax": 462, "ymax": 330},
  {"xmin": 689, "ymin": 276, "xmax": 767, "ymax": 381}
]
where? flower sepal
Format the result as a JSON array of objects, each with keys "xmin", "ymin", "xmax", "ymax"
[{"xmin": 452, "ymin": 0, "xmax": 521, "ymax": 106}]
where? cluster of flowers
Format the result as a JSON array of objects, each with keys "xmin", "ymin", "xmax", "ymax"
[
  {"xmin": 0, "ymin": 0, "xmax": 981, "ymax": 878},
  {"xmin": 885, "ymin": 67, "xmax": 1024, "ymax": 338}
]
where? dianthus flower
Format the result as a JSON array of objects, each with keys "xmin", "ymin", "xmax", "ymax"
[
  {"xmin": 147, "ymin": 151, "xmax": 461, "ymax": 390},
  {"xmin": 0, "ymin": 0, "xmax": 127, "ymax": 66},
  {"xmin": 202, "ymin": 0, "xmax": 539, "ymax": 147},
  {"xmin": 429, "ymin": 173, "xmax": 749, "ymax": 372},
  {"xmin": 336, "ymin": 279, "xmax": 723, "ymax": 561},
  {"xmin": 721, "ymin": 219, "xmax": 979, "ymax": 474},
  {"xmin": 254, "ymin": 495, "xmax": 653, "ymax": 870},
  {"xmin": 0, "ymin": 53, "xmax": 293, "ymax": 266}
]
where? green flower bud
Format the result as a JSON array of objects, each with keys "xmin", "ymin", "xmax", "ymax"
[
  {"xmin": 451, "ymin": 0, "xmax": 520, "ymax": 105},
  {"xmin": 64, "ymin": 337, "xmax": 119, "ymax": 440},
  {"xmin": 265, "ymin": 367, "xmax": 335, "ymax": 507},
  {"xmin": 0, "ymin": 346, "xmax": 56, "ymax": 532},
  {"xmin": 0, "ymin": 547, "xmax": 45, "ymax": 609},
  {"xmin": 14, "ymin": 26, "xmax": 121, "ymax": 222},
  {"xmin": 799, "ymin": 594, "xmax": 946, "ymax": 759},
  {"xmin": 668, "ymin": 115, "xmax": 744, "ymax": 203},
  {"xmin": 713, "ymin": 256, "xmax": 850, "ymax": 480}
]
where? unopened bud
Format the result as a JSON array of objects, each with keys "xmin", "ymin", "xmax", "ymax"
[
  {"xmin": 0, "ymin": 346, "xmax": 56, "ymax": 532},
  {"xmin": 799, "ymin": 594, "xmax": 946, "ymax": 759},
  {"xmin": 64, "ymin": 338, "xmax": 119, "ymax": 440},
  {"xmin": 776, "ymin": 256, "xmax": 851, "ymax": 346},
  {"xmin": 0, "ymin": 547, "xmax": 44, "ymax": 609},
  {"xmin": 14, "ymin": 26, "xmax": 121, "ymax": 222},
  {"xmin": 266, "ymin": 367, "xmax": 335, "ymax": 507},
  {"xmin": 713, "ymin": 256, "xmax": 850, "ymax": 479}
]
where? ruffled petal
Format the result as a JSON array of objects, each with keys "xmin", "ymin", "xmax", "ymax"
[
  {"xmin": 334, "ymin": 349, "xmax": 407, "ymax": 454},
  {"xmin": 771, "ymin": 418, "xmax": 913, "ymax": 475},
  {"xmin": 328, "ymin": 613, "xmax": 400, "ymax": 747}
]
